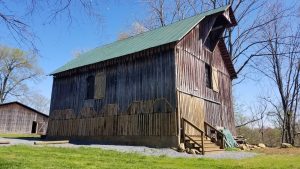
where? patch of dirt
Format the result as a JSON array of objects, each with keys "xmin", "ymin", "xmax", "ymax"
[{"xmin": 252, "ymin": 147, "xmax": 300, "ymax": 155}]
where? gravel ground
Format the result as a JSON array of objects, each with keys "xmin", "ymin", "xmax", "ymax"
[{"xmin": 0, "ymin": 137, "xmax": 257, "ymax": 159}]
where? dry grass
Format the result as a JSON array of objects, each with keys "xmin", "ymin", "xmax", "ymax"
[{"xmin": 252, "ymin": 147, "xmax": 300, "ymax": 155}]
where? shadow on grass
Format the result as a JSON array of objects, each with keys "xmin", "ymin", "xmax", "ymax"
[
  {"xmin": 1, "ymin": 137, "xmax": 41, "ymax": 141},
  {"xmin": 0, "ymin": 134, "xmax": 43, "ymax": 141}
]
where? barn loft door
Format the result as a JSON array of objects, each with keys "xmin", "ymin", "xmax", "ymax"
[
  {"xmin": 94, "ymin": 72, "xmax": 106, "ymax": 99},
  {"xmin": 177, "ymin": 92, "xmax": 205, "ymax": 135}
]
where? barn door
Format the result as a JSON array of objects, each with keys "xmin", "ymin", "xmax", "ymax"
[
  {"xmin": 178, "ymin": 92, "xmax": 205, "ymax": 135},
  {"xmin": 31, "ymin": 121, "xmax": 37, "ymax": 133}
]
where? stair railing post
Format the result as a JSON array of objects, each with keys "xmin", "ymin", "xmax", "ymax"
[
  {"xmin": 204, "ymin": 122, "xmax": 207, "ymax": 139},
  {"xmin": 201, "ymin": 131, "xmax": 205, "ymax": 155},
  {"xmin": 181, "ymin": 118, "xmax": 185, "ymax": 142},
  {"xmin": 221, "ymin": 135, "xmax": 224, "ymax": 149}
]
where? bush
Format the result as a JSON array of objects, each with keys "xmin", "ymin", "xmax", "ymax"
[{"xmin": 236, "ymin": 127, "xmax": 281, "ymax": 147}]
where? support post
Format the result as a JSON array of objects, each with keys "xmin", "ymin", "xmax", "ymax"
[
  {"xmin": 201, "ymin": 132, "xmax": 205, "ymax": 155},
  {"xmin": 181, "ymin": 118, "xmax": 185, "ymax": 141},
  {"xmin": 204, "ymin": 122, "xmax": 207, "ymax": 139}
]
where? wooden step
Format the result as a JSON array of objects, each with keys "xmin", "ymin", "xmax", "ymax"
[
  {"xmin": 193, "ymin": 143, "xmax": 220, "ymax": 149},
  {"xmin": 185, "ymin": 138, "xmax": 219, "ymax": 146},
  {"xmin": 200, "ymin": 146, "xmax": 224, "ymax": 153},
  {"xmin": 185, "ymin": 137, "xmax": 212, "ymax": 143},
  {"xmin": 185, "ymin": 139, "xmax": 213, "ymax": 145},
  {"xmin": 188, "ymin": 136, "xmax": 211, "ymax": 140},
  {"xmin": 193, "ymin": 144, "xmax": 220, "ymax": 149},
  {"xmin": 184, "ymin": 135, "xmax": 224, "ymax": 154},
  {"xmin": 185, "ymin": 139, "xmax": 221, "ymax": 148}
]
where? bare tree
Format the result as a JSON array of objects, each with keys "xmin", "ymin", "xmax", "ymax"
[
  {"xmin": 141, "ymin": 0, "xmax": 297, "ymax": 82},
  {"xmin": 0, "ymin": 45, "xmax": 42, "ymax": 103},
  {"xmin": 117, "ymin": 22, "xmax": 148, "ymax": 40},
  {"xmin": 19, "ymin": 92, "xmax": 50, "ymax": 114},
  {"xmin": 253, "ymin": 3, "xmax": 300, "ymax": 144},
  {"xmin": 252, "ymin": 102, "xmax": 268, "ymax": 143},
  {"xmin": 141, "ymin": 0, "xmax": 168, "ymax": 29},
  {"xmin": 141, "ymin": 0, "xmax": 201, "ymax": 29},
  {"xmin": 235, "ymin": 100, "xmax": 267, "ymax": 129},
  {"xmin": 0, "ymin": 0, "xmax": 103, "ymax": 50}
]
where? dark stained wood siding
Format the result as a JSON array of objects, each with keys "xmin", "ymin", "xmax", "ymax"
[
  {"xmin": 175, "ymin": 15, "xmax": 236, "ymax": 135},
  {"xmin": 48, "ymin": 47, "xmax": 178, "ymax": 146},
  {"xmin": 0, "ymin": 103, "xmax": 48, "ymax": 134},
  {"xmin": 50, "ymin": 49, "xmax": 176, "ymax": 114}
]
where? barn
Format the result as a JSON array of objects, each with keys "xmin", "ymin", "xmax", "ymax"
[
  {"xmin": 47, "ymin": 5, "xmax": 237, "ymax": 153},
  {"xmin": 0, "ymin": 102, "xmax": 49, "ymax": 135}
]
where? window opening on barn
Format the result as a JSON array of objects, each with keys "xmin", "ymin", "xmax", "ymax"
[
  {"xmin": 205, "ymin": 64, "xmax": 212, "ymax": 89},
  {"xmin": 203, "ymin": 16, "xmax": 226, "ymax": 52},
  {"xmin": 86, "ymin": 75, "xmax": 95, "ymax": 99}
]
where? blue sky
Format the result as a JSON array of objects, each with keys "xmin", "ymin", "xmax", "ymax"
[
  {"xmin": 32, "ymin": 1, "xmax": 146, "ymax": 98},
  {"xmin": 0, "ymin": 1, "xmax": 295, "ymax": 115},
  {"xmin": 1, "ymin": 1, "xmax": 148, "ymax": 101}
]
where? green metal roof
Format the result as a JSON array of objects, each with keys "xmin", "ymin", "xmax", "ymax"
[{"xmin": 52, "ymin": 5, "xmax": 229, "ymax": 74}]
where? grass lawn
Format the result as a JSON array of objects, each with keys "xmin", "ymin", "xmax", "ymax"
[{"xmin": 0, "ymin": 146, "xmax": 299, "ymax": 169}]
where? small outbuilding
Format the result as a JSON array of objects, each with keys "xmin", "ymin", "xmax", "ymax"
[{"xmin": 0, "ymin": 102, "xmax": 49, "ymax": 135}]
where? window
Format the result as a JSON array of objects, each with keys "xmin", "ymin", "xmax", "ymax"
[
  {"xmin": 203, "ymin": 16, "xmax": 226, "ymax": 52},
  {"xmin": 205, "ymin": 64, "xmax": 212, "ymax": 89},
  {"xmin": 86, "ymin": 75, "xmax": 95, "ymax": 99},
  {"xmin": 204, "ymin": 29, "xmax": 223, "ymax": 52}
]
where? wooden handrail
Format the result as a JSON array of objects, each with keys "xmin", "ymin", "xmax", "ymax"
[
  {"xmin": 204, "ymin": 121, "xmax": 224, "ymax": 137},
  {"xmin": 182, "ymin": 118, "xmax": 205, "ymax": 155},
  {"xmin": 185, "ymin": 134, "xmax": 202, "ymax": 150},
  {"xmin": 204, "ymin": 121, "xmax": 225, "ymax": 149},
  {"xmin": 183, "ymin": 118, "xmax": 204, "ymax": 135}
]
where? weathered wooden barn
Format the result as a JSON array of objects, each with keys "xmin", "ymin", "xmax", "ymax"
[
  {"xmin": 0, "ymin": 102, "xmax": 49, "ymax": 134},
  {"xmin": 48, "ymin": 5, "xmax": 237, "ymax": 153}
]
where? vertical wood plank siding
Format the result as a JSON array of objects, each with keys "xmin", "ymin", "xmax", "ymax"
[
  {"xmin": 177, "ymin": 92, "xmax": 205, "ymax": 135},
  {"xmin": 0, "ymin": 104, "xmax": 48, "ymax": 134},
  {"xmin": 48, "ymin": 13, "xmax": 237, "ymax": 146},
  {"xmin": 175, "ymin": 16, "xmax": 236, "ymax": 134},
  {"xmin": 48, "ymin": 47, "xmax": 178, "ymax": 145}
]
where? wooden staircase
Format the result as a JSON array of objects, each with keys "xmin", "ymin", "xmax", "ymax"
[
  {"xmin": 185, "ymin": 136, "xmax": 224, "ymax": 153},
  {"xmin": 181, "ymin": 118, "xmax": 225, "ymax": 155}
]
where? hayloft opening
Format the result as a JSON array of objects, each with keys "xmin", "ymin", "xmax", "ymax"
[{"xmin": 204, "ymin": 15, "xmax": 228, "ymax": 52}]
